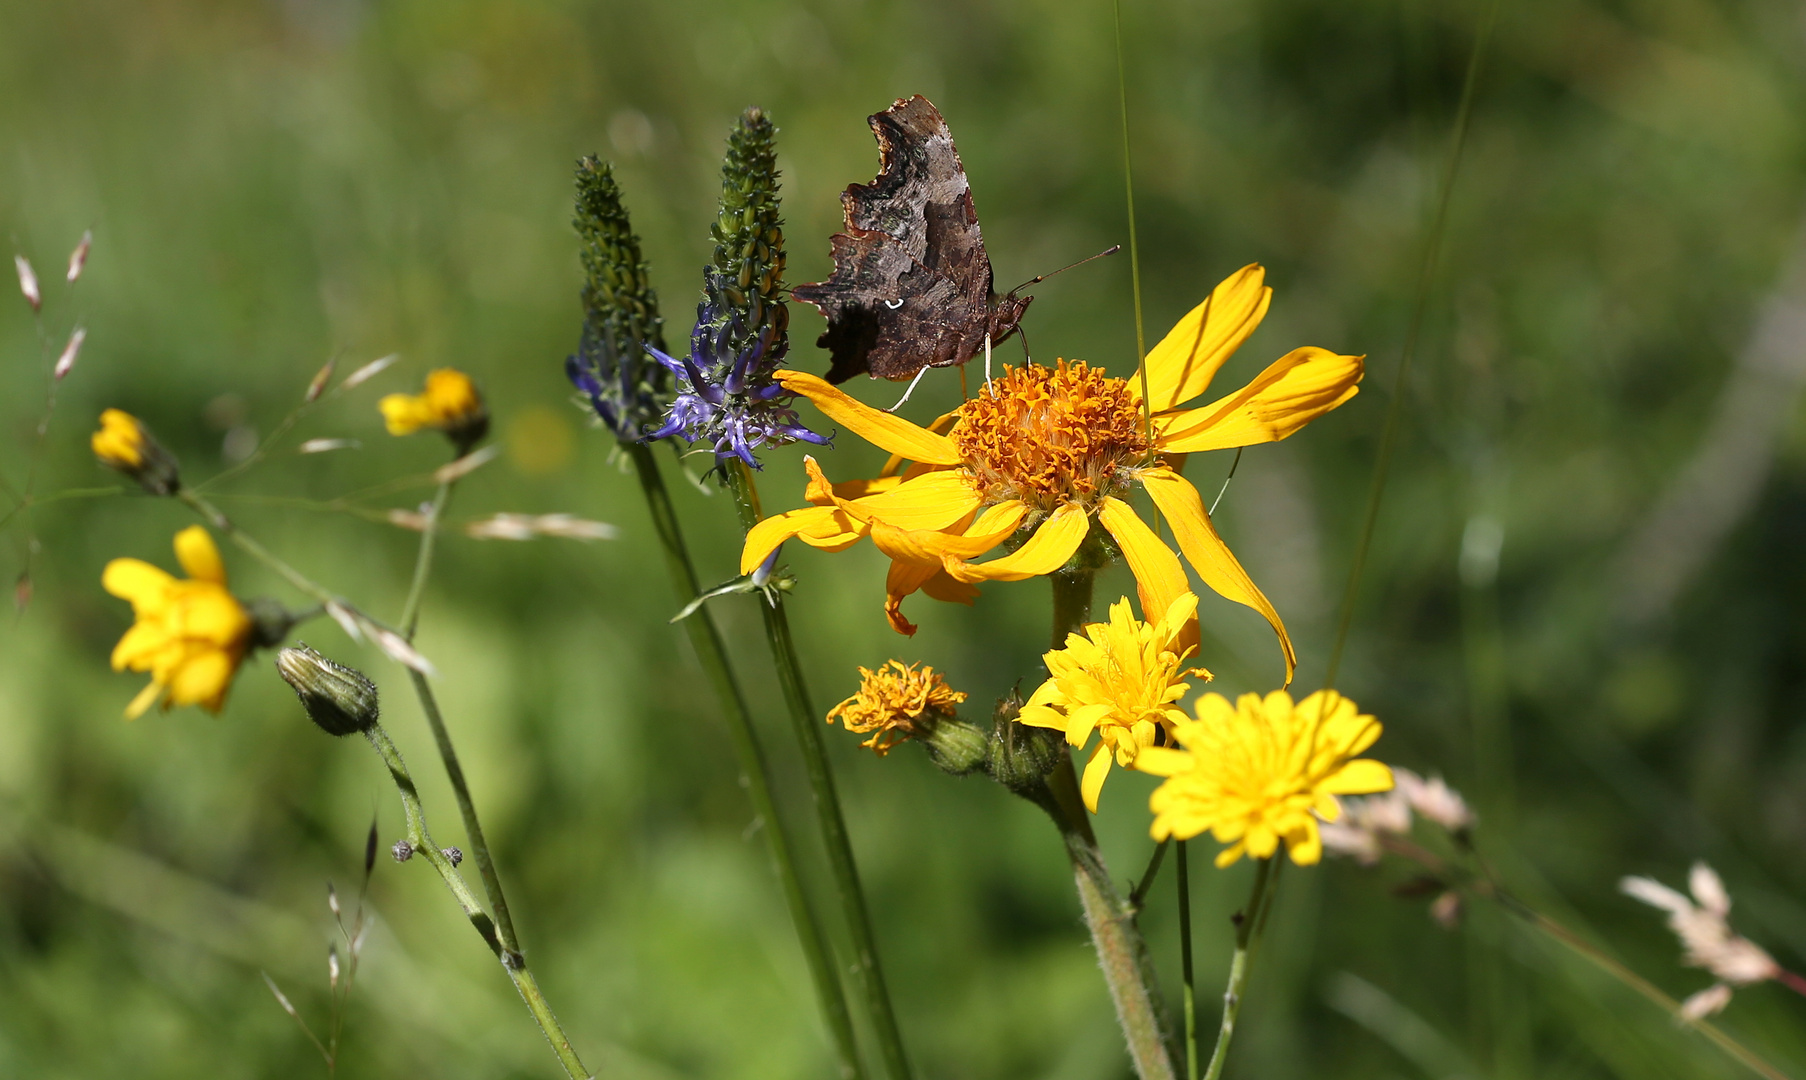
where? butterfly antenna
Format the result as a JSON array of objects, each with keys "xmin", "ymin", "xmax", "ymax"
[
  {"xmin": 1017, "ymin": 324, "xmax": 1033, "ymax": 364},
  {"xmin": 886, "ymin": 365, "xmax": 932, "ymax": 413},
  {"xmin": 1006, "ymin": 244, "xmax": 1121, "ymax": 296}
]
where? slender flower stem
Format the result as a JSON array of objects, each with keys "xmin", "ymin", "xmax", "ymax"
[
  {"xmin": 724, "ymin": 460, "xmax": 911, "ymax": 1080},
  {"xmin": 1201, "ymin": 857, "xmax": 1277, "ymax": 1080},
  {"xmin": 628, "ymin": 443, "xmax": 863, "ymax": 1080},
  {"xmin": 1177, "ymin": 841, "xmax": 1198, "ymax": 1080},
  {"xmin": 1047, "ymin": 569, "xmax": 1178, "ymax": 1080},
  {"xmin": 179, "ymin": 486, "xmax": 589, "ymax": 1077},
  {"xmin": 362, "ymin": 719, "xmax": 588, "ymax": 1080},
  {"xmin": 399, "ymin": 479, "xmax": 452, "ymax": 638}
]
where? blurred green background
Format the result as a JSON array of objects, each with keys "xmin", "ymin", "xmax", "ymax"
[{"xmin": 4, "ymin": 0, "xmax": 1806, "ymax": 1076}]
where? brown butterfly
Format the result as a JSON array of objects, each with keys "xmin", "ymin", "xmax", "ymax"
[{"xmin": 793, "ymin": 95, "xmax": 1030, "ymax": 388}]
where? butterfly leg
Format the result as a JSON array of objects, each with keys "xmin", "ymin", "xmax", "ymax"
[
  {"xmin": 984, "ymin": 332, "xmax": 993, "ymax": 392},
  {"xmin": 886, "ymin": 364, "xmax": 932, "ymax": 413}
]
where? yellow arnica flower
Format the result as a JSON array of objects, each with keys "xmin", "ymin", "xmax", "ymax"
[
  {"xmin": 379, "ymin": 368, "xmax": 488, "ymax": 443},
  {"xmin": 827, "ymin": 660, "xmax": 967, "ymax": 755},
  {"xmin": 1137, "ymin": 690, "xmax": 1393, "ymax": 868},
  {"xmin": 102, "ymin": 526, "xmax": 253, "ymax": 719},
  {"xmin": 92, "ymin": 408, "xmax": 147, "ymax": 470},
  {"xmin": 740, "ymin": 265, "xmax": 1362, "ymax": 681},
  {"xmin": 1019, "ymin": 592, "xmax": 1210, "ymax": 813}
]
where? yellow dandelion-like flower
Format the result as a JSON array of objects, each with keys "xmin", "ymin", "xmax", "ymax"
[
  {"xmin": 91, "ymin": 408, "xmax": 180, "ymax": 494},
  {"xmin": 102, "ymin": 526, "xmax": 254, "ymax": 719},
  {"xmin": 1018, "ymin": 592, "xmax": 1211, "ymax": 812},
  {"xmin": 827, "ymin": 660, "xmax": 967, "ymax": 756},
  {"xmin": 741, "ymin": 265, "xmax": 1364, "ymax": 682},
  {"xmin": 379, "ymin": 368, "xmax": 489, "ymax": 447},
  {"xmin": 1137, "ymin": 689, "xmax": 1392, "ymax": 867}
]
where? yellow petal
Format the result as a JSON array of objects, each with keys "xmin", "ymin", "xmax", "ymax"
[
  {"xmin": 1095, "ymin": 496, "xmax": 1196, "ymax": 654},
  {"xmin": 1286, "ymin": 822, "xmax": 1323, "ymax": 866},
  {"xmin": 1213, "ymin": 842, "xmax": 1247, "ymax": 868},
  {"xmin": 1140, "ymin": 467, "xmax": 1295, "ymax": 684},
  {"xmin": 884, "ymin": 558, "xmax": 941, "ymax": 635},
  {"xmin": 843, "ymin": 470, "xmax": 981, "ymax": 531},
  {"xmin": 742, "ymin": 505, "xmax": 852, "ymax": 573},
  {"xmin": 110, "ymin": 622, "xmax": 169, "ymax": 671},
  {"xmin": 1017, "ymin": 702, "xmax": 1070, "ymax": 730},
  {"xmin": 1133, "ymin": 745, "xmax": 1192, "ymax": 777},
  {"xmin": 102, "ymin": 558, "xmax": 174, "ymax": 607},
  {"xmin": 166, "ymin": 649, "xmax": 236, "ymax": 711},
  {"xmin": 379, "ymin": 393, "xmax": 430, "ymax": 435},
  {"xmin": 778, "ymin": 369, "xmax": 961, "ymax": 465},
  {"xmin": 1153, "ymin": 347, "xmax": 1363, "ymax": 453},
  {"xmin": 1080, "ymin": 742, "xmax": 1114, "ymax": 813},
  {"xmin": 1322, "ymin": 759, "xmax": 1393, "ymax": 795},
  {"xmin": 919, "ymin": 568, "xmax": 980, "ymax": 606},
  {"xmin": 174, "ymin": 526, "xmax": 227, "ymax": 584},
  {"xmin": 944, "ymin": 502, "xmax": 1089, "ymax": 583},
  {"xmin": 1136, "ymin": 265, "xmax": 1271, "ymax": 413},
  {"xmin": 867, "ymin": 502, "xmax": 1025, "ymax": 564},
  {"xmin": 124, "ymin": 679, "xmax": 164, "ymax": 720}
]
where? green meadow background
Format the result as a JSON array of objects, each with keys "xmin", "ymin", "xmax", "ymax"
[{"xmin": 3, "ymin": 0, "xmax": 1805, "ymax": 1076}]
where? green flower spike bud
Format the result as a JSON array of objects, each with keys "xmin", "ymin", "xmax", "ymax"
[
  {"xmin": 277, "ymin": 644, "xmax": 379, "ymax": 737},
  {"xmin": 567, "ymin": 156, "xmax": 669, "ymax": 439},
  {"xmin": 703, "ymin": 107, "xmax": 788, "ymax": 366}
]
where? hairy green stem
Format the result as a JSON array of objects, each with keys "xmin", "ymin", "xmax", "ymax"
[
  {"xmin": 628, "ymin": 443, "xmax": 862, "ymax": 1080},
  {"xmin": 725, "ymin": 460, "xmax": 911, "ymax": 1080},
  {"xmin": 1177, "ymin": 841, "xmax": 1198, "ymax": 1080},
  {"xmin": 1048, "ymin": 570, "xmax": 1177, "ymax": 1080},
  {"xmin": 362, "ymin": 720, "xmax": 588, "ymax": 1079},
  {"xmin": 1201, "ymin": 857, "xmax": 1276, "ymax": 1080}
]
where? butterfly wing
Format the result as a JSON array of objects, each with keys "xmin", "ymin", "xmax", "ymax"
[{"xmin": 795, "ymin": 95, "xmax": 1023, "ymax": 383}]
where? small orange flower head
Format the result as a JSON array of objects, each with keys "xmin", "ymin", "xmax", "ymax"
[
  {"xmin": 380, "ymin": 368, "xmax": 489, "ymax": 451},
  {"xmin": 827, "ymin": 660, "xmax": 967, "ymax": 756}
]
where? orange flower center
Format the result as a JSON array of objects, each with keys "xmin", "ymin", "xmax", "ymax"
[{"xmin": 952, "ymin": 361, "xmax": 1150, "ymax": 512}]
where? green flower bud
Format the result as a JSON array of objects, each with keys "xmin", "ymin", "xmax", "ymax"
[
  {"xmin": 276, "ymin": 644, "xmax": 379, "ymax": 737},
  {"xmin": 986, "ymin": 691, "xmax": 1065, "ymax": 796}
]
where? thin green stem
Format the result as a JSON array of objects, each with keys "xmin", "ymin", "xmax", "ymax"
[
  {"xmin": 1201, "ymin": 857, "xmax": 1277, "ymax": 1080},
  {"xmin": 725, "ymin": 459, "xmax": 910, "ymax": 1080},
  {"xmin": 1323, "ymin": 0, "xmax": 1499, "ymax": 688},
  {"xmin": 362, "ymin": 720, "xmax": 588, "ymax": 1080},
  {"xmin": 1048, "ymin": 570, "xmax": 1177, "ymax": 1080},
  {"xmin": 399, "ymin": 479, "xmax": 452, "ymax": 638},
  {"xmin": 1111, "ymin": 0, "xmax": 1152, "ymax": 444},
  {"xmin": 629, "ymin": 443, "xmax": 862, "ymax": 1080},
  {"xmin": 1177, "ymin": 840, "xmax": 1198, "ymax": 1080}
]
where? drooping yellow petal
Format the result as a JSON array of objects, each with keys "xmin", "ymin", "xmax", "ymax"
[
  {"xmin": 1095, "ymin": 496, "xmax": 1196, "ymax": 655},
  {"xmin": 742, "ymin": 506, "xmax": 861, "ymax": 573},
  {"xmin": 842, "ymin": 470, "xmax": 982, "ymax": 531},
  {"xmin": 919, "ymin": 568, "xmax": 980, "ymax": 606},
  {"xmin": 884, "ymin": 558, "xmax": 942, "ymax": 636},
  {"xmin": 1139, "ymin": 466, "xmax": 1295, "ymax": 684},
  {"xmin": 944, "ymin": 502, "xmax": 1089, "ymax": 583},
  {"xmin": 1135, "ymin": 265, "xmax": 1271, "ymax": 413},
  {"xmin": 173, "ymin": 526, "xmax": 227, "ymax": 585},
  {"xmin": 1153, "ymin": 347, "xmax": 1363, "ymax": 453},
  {"xmin": 124, "ymin": 680, "xmax": 164, "ymax": 720},
  {"xmin": 110, "ymin": 622, "xmax": 169, "ymax": 671},
  {"xmin": 778, "ymin": 369, "xmax": 961, "ymax": 465},
  {"xmin": 1081, "ymin": 742, "xmax": 1114, "ymax": 813},
  {"xmin": 1321, "ymin": 758, "xmax": 1394, "ymax": 795},
  {"xmin": 868, "ymin": 502, "xmax": 1026, "ymax": 565}
]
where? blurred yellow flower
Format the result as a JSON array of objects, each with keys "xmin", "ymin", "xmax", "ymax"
[
  {"xmin": 91, "ymin": 408, "xmax": 180, "ymax": 494},
  {"xmin": 91, "ymin": 408, "xmax": 146, "ymax": 469},
  {"xmin": 827, "ymin": 660, "xmax": 967, "ymax": 756},
  {"xmin": 1018, "ymin": 592, "xmax": 1210, "ymax": 812},
  {"xmin": 380, "ymin": 368, "xmax": 488, "ymax": 446},
  {"xmin": 1137, "ymin": 689, "xmax": 1392, "ymax": 867},
  {"xmin": 742, "ymin": 265, "xmax": 1364, "ymax": 682},
  {"xmin": 103, "ymin": 526, "xmax": 253, "ymax": 719}
]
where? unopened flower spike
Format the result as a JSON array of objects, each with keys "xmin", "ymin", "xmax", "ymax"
[
  {"xmin": 566, "ymin": 155, "xmax": 670, "ymax": 439},
  {"xmin": 1017, "ymin": 592, "xmax": 1211, "ymax": 812},
  {"xmin": 91, "ymin": 409, "xmax": 180, "ymax": 495},
  {"xmin": 1136, "ymin": 689, "xmax": 1393, "ymax": 867},
  {"xmin": 645, "ymin": 106, "xmax": 827, "ymax": 470},
  {"xmin": 379, "ymin": 368, "xmax": 489, "ymax": 453},
  {"xmin": 102, "ymin": 526, "xmax": 254, "ymax": 719}
]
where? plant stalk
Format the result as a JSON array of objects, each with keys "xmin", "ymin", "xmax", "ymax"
[
  {"xmin": 1178, "ymin": 840, "xmax": 1198, "ymax": 1080},
  {"xmin": 1201, "ymin": 857, "xmax": 1277, "ymax": 1080},
  {"xmin": 724, "ymin": 459, "xmax": 911, "ymax": 1080},
  {"xmin": 1047, "ymin": 569, "xmax": 1178, "ymax": 1080},
  {"xmin": 628, "ymin": 443, "xmax": 863, "ymax": 1080},
  {"xmin": 363, "ymin": 719, "xmax": 588, "ymax": 1079}
]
